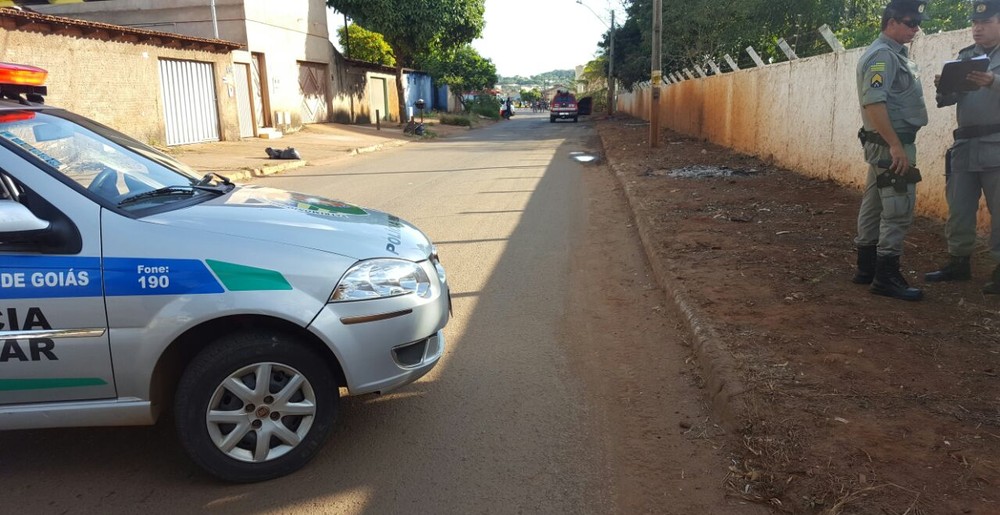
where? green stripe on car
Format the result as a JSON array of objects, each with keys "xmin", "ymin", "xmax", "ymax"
[
  {"xmin": 0, "ymin": 378, "xmax": 107, "ymax": 391},
  {"xmin": 206, "ymin": 260, "xmax": 293, "ymax": 291}
]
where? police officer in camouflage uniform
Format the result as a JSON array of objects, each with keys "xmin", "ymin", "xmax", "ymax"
[
  {"xmin": 852, "ymin": 0, "xmax": 929, "ymax": 301},
  {"xmin": 925, "ymin": 0, "xmax": 1000, "ymax": 295}
]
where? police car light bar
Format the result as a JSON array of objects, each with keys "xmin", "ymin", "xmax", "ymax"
[
  {"xmin": 0, "ymin": 62, "xmax": 48, "ymax": 104},
  {"xmin": 0, "ymin": 62, "xmax": 48, "ymax": 87}
]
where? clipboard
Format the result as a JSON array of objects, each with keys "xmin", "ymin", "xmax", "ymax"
[{"xmin": 937, "ymin": 54, "xmax": 990, "ymax": 95}]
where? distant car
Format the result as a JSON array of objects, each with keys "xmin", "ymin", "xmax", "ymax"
[
  {"xmin": 577, "ymin": 97, "xmax": 593, "ymax": 116},
  {"xmin": 549, "ymin": 91, "xmax": 578, "ymax": 123}
]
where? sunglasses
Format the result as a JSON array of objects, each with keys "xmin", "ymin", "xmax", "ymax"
[{"xmin": 897, "ymin": 18, "xmax": 922, "ymax": 28}]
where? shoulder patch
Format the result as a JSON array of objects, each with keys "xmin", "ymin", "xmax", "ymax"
[
  {"xmin": 870, "ymin": 73, "xmax": 884, "ymax": 88},
  {"xmin": 869, "ymin": 62, "xmax": 886, "ymax": 72}
]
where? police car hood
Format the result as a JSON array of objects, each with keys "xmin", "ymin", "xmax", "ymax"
[{"xmin": 146, "ymin": 185, "xmax": 433, "ymax": 261}]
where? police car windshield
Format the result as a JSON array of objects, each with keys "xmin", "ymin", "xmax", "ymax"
[{"xmin": 0, "ymin": 109, "xmax": 213, "ymax": 210}]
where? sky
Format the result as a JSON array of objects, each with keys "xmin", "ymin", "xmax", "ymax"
[{"xmin": 327, "ymin": 0, "xmax": 621, "ymax": 78}]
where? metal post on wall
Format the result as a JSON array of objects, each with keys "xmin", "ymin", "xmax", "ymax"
[{"xmin": 650, "ymin": 0, "xmax": 661, "ymax": 148}]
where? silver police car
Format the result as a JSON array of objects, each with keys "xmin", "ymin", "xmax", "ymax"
[{"xmin": 0, "ymin": 62, "xmax": 450, "ymax": 482}]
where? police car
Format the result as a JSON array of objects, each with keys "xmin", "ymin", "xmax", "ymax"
[{"xmin": 0, "ymin": 62, "xmax": 450, "ymax": 482}]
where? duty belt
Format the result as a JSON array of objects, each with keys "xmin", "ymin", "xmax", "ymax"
[
  {"xmin": 953, "ymin": 124, "xmax": 1000, "ymax": 140},
  {"xmin": 859, "ymin": 129, "xmax": 917, "ymax": 147}
]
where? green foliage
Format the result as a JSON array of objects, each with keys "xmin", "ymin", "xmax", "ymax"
[
  {"xmin": 337, "ymin": 24, "xmax": 395, "ymax": 66},
  {"xmin": 613, "ymin": 0, "xmax": 975, "ymax": 90},
  {"xmin": 498, "ymin": 69, "xmax": 576, "ymax": 89},
  {"xmin": 519, "ymin": 89, "xmax": 541, "ymax": 103},
  {"xmin": 576, "ymin": 57, "xmax": 609, "ymax": 112},
  {"xmin": 419, "ymin": 44, "xmax": 498, "ymax": 94},
  {"xmin": 439, "ymin": 114, "xmax": 473, "ymax": 126},
  {"xmin": 328, "ymin": 0, "xmax": 485, "ymax": 67},
  {"xmin": 467, "ymin": 94, "xmax": 501, "ymax": 119}
]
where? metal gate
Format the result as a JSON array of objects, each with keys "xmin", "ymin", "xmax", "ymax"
[
  {"xmin": 158, "ymin": 59, "xmax": 220, "ymax": 146},
  {"xmin": 297, "ymin": 61, "xmax": 328, "ymax": 124},
  {"xmin": 234, "ymin": 63, "xmax": 255, "ymax": 138}
]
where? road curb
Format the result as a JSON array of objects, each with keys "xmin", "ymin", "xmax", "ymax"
[
  {"xmin": 604, "ymin": 156, "xmax": 747, "ymax": 434},
  {"xmin": 349, "ymin": 139, "xmax": 410, "ymax": 156},
  {"xmin": 226, "ymin": 160, "xmax": 308, "ymax": 183},
  {"xmin": 223, "ymin": 140, "xmax": 410, "ymax": 182},
  {"xmin": 308, "ymin": 139, "xmax": 411, "ymax": 168}
]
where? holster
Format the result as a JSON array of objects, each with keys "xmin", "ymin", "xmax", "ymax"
[
  {"xmin": 875, "ymin": 159, "xmax": 922, "ymax": 193},
  {"xmin": 945, "ymin": 148, "xmax": 953, "ymax": 178}
]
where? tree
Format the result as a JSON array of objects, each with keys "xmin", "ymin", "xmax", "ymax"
[
  {"xmin": 419, "ymin": 44, "xmax": 498, "ymax": 111},
  {"xmin": 576, "ymin": 57, "xmax": 609, "ymax": 112},
  {"xmin": 337, "ymin": 24, "xmax": 396, "ymax": 66},
  {"xmin": 613, "ymin": 0, "xmax": 973, "ymax": 90},
  {"xmin": 520, "ymin": 89, "xmax": 541, "ymax": 103},
  {"xmin": 327, "ymin": 0, "xmax": 485, "ymax": 123}
]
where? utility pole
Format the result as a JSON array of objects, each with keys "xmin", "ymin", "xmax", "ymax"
[
  {"xmin": 650, "ymin": 0, "xmax": 661, "ymax": 148},
  {"xmin": 344, "ymin": 13, "xmax": 351, "ymax": 59},
  {"xmin": 608, "ymin": 8, "xmax": 615, "ymax": 116},
  {"xmin": 210, "ymin": 0, "xmax": 219, "ymax": 39}
]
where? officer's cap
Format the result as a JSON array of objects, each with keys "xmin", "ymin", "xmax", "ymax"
[
  {"xmin": 972, "ymin": 0, "xmax": 1000, "ymax": 21},
  {"xmin": 887, "ymin": 0, "xmax": 930, "ymax": 21}
]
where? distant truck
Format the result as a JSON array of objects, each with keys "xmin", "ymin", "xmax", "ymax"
[{"xmin": 549, "ymin": 90, "xmax": 578, "ymax": 123}]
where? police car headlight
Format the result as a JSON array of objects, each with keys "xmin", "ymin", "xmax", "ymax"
[{"xmin": 331, "ymin": 259, "xmax": 431, "ymax": 302}]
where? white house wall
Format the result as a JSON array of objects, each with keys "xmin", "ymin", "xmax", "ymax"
[{"xmin": 243, "ymin": 0, "xmax": 332, "ymax": 129}]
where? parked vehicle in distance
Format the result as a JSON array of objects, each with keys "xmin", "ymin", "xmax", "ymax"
[{"xmin": 550, "ymin": 90, "xmax": 578, "ymax": 123}]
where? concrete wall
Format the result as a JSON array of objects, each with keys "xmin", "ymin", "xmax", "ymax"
[
  {"xmin": 618, "ymin": 28, "xmax": 980, "ymax": 223},
  {"xmin": 40, "ymin": 0, "xmax": 337, "ymax": 132},
  {"xmin": 0, "ymin": 21, "xmax": 240, "ymax": 147},
  {"xmin": 328, "ymin": 50, "xmax": 400, "ymax": 124},
  {"xmin": 243, "ymin": 0, "xmax": 331, "ymax": 130}
]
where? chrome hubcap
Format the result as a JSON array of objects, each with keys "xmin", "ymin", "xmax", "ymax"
[{"xmin": 206, "ymin": 362, "xmax": 316, "ymax": 463}]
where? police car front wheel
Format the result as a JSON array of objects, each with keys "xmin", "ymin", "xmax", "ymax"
[{"xmin": 174, "ymin": 332, "xmax": 339, "ymax": 482}]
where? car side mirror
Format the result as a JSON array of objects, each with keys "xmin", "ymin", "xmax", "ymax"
[{"xmin": 0, "ymin": 201, "xmax": 50, "ymax": 240}]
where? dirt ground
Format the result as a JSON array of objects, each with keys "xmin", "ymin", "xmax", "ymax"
[{"xmin": 595, "ymin": 117, "xmax": 1000, "ymax": 514}]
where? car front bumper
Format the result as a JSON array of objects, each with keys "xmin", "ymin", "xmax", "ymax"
[{"xmin": 308, "ymin": 260, "xmax": 450, "ymax": 396}]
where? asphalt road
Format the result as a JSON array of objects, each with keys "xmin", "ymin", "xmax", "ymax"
[{"xmin": 0, "ymin": 112, "xmax": 761, "ymax": 514}]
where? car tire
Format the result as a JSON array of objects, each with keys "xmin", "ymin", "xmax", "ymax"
[
  {"xmin": 573, "ymin": 116, "xmax": 579, "ymax": 123},
  {"xmin": 174, "ymin": 331, "xmax": 339, "ymax": 483},
  {"xmin": 550, "ymin": 116, "xmax": 556, "ymax": 123}
]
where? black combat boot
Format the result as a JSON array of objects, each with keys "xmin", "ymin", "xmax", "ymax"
[
  {"xmin": 870, "ymin": 255, "xmax": 923, "ymax": 301},
  {"xmin": 851, "ymin": 245, "xmax": 877, "ymax": 284},
  {"xmin": 924, "ymin": 255, "xmax": 971, "ymax": 282},
  {"xmin": 984, "ymin": 264, "xmax": 1000, "ymax": 295}
]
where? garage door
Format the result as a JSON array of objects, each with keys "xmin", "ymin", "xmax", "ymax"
[
  {"xmin": 159, "ymin": 59, "xmax": 220, "ymax": 146},
  {"xmin": 234, "ymin": 63, "xmax": 256, "ymax": 138},
  {"xmin": 298, "ymin": 61, "xmax": 328, "ymax": 124}
]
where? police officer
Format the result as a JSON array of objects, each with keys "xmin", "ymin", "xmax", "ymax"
[
  {"xmin": 925, "ymin": 0, "xmax": 1000, "ymax": 295},
  {"xmin": 852, "ymin": 0, "xmax": 929, "ymax": 301}
]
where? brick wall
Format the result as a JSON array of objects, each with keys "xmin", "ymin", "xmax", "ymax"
[
  {"xmin": 616, "ymin": 29, "xmax": 985, "ymax": 225},
  {"xmin": 0, "ymin": 22, "xmax": 241, "ymax": 147}
]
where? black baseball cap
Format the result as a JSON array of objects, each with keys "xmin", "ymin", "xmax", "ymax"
[
  {"xmin": 972, "ymin": 0, "xmax": 1000, "ymax": 20},
  {"xmin": 888, "ymin": 0, "xmax": 930, "ymax": 21}
]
